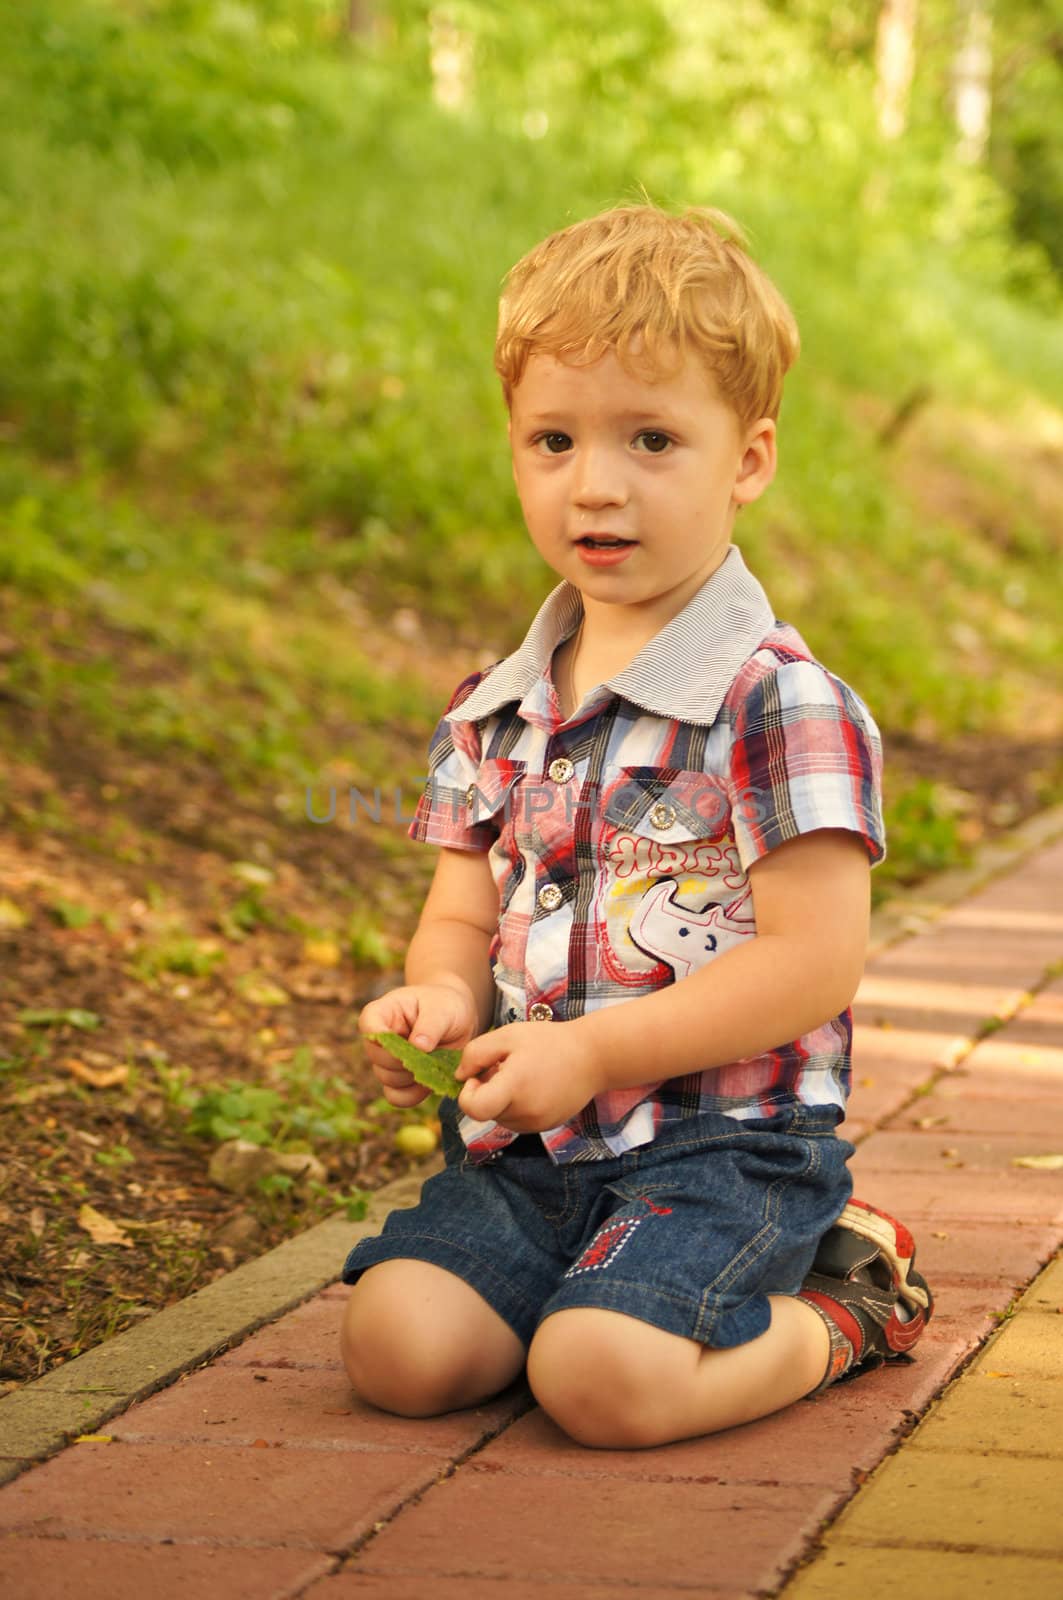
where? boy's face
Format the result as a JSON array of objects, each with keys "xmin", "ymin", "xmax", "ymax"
[{"xmin": 508, "ymin": 349, "xmax": 775, "ymax": 630}]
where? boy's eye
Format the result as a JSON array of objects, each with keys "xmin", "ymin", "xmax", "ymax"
[
  {"xmin": 634, "ymin": 431, "xmax": 671, "ymax": 454},
  {"xmin": 537, "ymin": 432, "xmax": 572, "ymax": 454}
]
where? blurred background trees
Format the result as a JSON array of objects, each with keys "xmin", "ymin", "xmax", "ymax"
[{"xmin": 1, "ymin": 0, "xmax": 1061, "ymax": 854}]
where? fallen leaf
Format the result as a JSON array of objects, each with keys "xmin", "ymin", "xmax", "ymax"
[
  {"xmin": 28, "ymin": 1207, "xmax": 46, "ymax": 1238},
  {"xmin": 0, "ymin": 897, "xmax": 28, "ymax": 929},
  {"xmin": 858, "ymin": 1076, "xmax": 876, "ymax": 1089},
  {"xmin": 940, "ymin": 1147, "xmax": 960, "ymax": 1159},
  {"xmin": 15, "ymin": 1080, "xmax": 70, "ymax": 1104},
  {"xmin": 74, "ymin": 1434, "xmax": 114, "ymax": 1444},
  {"xmin": 984, "ymin": 1371, "xmax": 1015, "ymax": 1379},
  {"xmin": 252, "ymin": 1439, "xmax": 269, "ymax": 1448},
  {"xmin": 237, "ymin": 974, "xmax": 289, "ymax": 1007},
  {"xmin": 77, "ymin": 1204, "xmax": 133, "ymax": 1247},
  {"xmin": 302, "ymin": 938, "xmax": 341, "ymax": 967},
  {"xmin": 231, "ymin": 862, "xmax": 274, "ymax": 886},
  {"xmin": 915, "ymin": 1115, "xmax": 948, "ymax": 1129},
  {"xmin": 19, "ymin": 1007, "xmax": 101, "ymax": 1030},
  {"xmin": 1011, "ymin": 1154, "xmax": 1063, "ymax": 1170},
  {"xmin": 64, "ymin": 1057, "xmax": 130, "ymax": 1090},
  {"xmin": 931, "ymin": 1231, "xmax": 950, "ymax": 1240}
]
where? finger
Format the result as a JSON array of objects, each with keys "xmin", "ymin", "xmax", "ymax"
[
  {"xmin": 459, "ymin": 1074, "xmax": 511, "ymax": 1125},
  {"xmin": 456, "ymin": 1034, "xmax": 508, "ymax": 1081},
  {"xmin": 373, "ymin": 1061, "xmax": 417, "ymax": 1088},
  {"xmin": 383, "ymin": 1080, "xmax": 431, "ymax": 1108}
]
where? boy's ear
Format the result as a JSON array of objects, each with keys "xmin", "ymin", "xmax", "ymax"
[{"xmin": 732, "ymin": 418, "xmax": 777, "ymax": 508}]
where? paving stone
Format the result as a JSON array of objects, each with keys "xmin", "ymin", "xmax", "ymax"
[
  {"xmin": 468, "ymin": 1399, "xmax": 877, "ymax": 1490},
  {"xmin": 914, "ymin": 1280, "xmax": 999, "ymax": 1338},
  {"xmin": 839, "ymin": 1167, "xmax": 1062, "ymax": 1223},
  {"xmin": 974, "ymin": 1309, "xmax": 1063, "ymax": 1374},
  {"xmin": 0, "ymin": 1537, "xmax": 332, "ymax": 1600},
  {"xmin": 829, "ymin": 1450, "xmax": 1063, "ymax": 1553},
  {"xmin": 355, "ymin": 1470, "xmax": 843, "ymax": 1593},
  {"xmin": 1019, "ymin": 1252, "xmax": 1063, "ymax": 1311},
  {"xmin": 218, "ymin": 1290, "xmax": 348, "ymax": 1369},
  {"xmin": 925, "ymin": 1064, "xmax": 1063, "ymax": 1104},
  {"xmin": 785, "ymin": 1544, "xmax": 1063, "ymax": 1599},
  {"xmin": 109, "ymin": 1364, "xmax": 530, "ymax": 1452},
  {"xmin": 831, "ymin": 1330, "xmax": 975, "ymax": 1417},
  {"xmin": 0, "ymin": 1441, "xmax": 446, "ymax": 1550},
  {"xmin": 907, "ymin": 1367, "xmax": 1063, "ymax": 1456},
  {"xmin": 891, "ymin": 1091, "xmax": 1063, "ymax": 1135},
  {"xmin": 850, "ymin": 986, "xmax": 994, "ymax": 1067},
  {"xmin": 313, "ymin": 1575, "xmax": 723, "ymax": 1600},
  {"xmin": 889, "ymin": 1221, "xmax": 1059, "ymax": 1288},
  {"xmin": 851, "ymin": 1128, "xmax": 1063, "ymax": 1173}
]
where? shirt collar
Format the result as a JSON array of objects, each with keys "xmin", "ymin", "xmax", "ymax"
[{"xmin": 448, "ymin": 544, "xmax": 777, "ymax": 729}]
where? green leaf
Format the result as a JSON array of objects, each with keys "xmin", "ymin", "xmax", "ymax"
[
  {"xmin": 366, "ymin": 1031, "xmax": 462, "ymax": 1097},
  {"xmin": 341, "ymin": 1189, "xmax": 371, "ymax": 1221},
  {"xmin": 18, "ymin": 1008, "xmax": 101, "ymax": 1030}
]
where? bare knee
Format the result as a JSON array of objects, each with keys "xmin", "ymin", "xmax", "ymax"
[
  {"xmin": 340, "ymin": 1261, "xmax": 525, "ymax": 1418},
  {"xmin": 527, "ymin": 1310, "xmax": 687, "ymax": 1449}
]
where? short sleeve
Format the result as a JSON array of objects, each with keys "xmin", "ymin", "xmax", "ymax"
[
  {"xmin": 407, "ymin": 670, "xmax": 497, "ymax": 852},
  {"xmin": 726, "ymin": 656, "xmax": 886, "ymax": 871}
]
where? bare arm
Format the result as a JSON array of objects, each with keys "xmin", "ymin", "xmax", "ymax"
[
  {"xmin": 403, "ymin": 845, "xmax": 501, "ymax": 1040},
  {"xmin": 358, "ymin": 845, "xmax": 500, "ymax": 1107}
]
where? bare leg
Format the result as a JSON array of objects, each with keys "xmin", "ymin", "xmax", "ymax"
[
  {"xmin": 526, "ymin": 1295, "xmax": 830, "ymax": 1449},
  {"xmin": 340, "ymin": 1259, "xmax": 527, "ymax": 1417}
]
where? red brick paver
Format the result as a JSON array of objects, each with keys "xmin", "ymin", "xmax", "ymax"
[{"xmin": 1, "ymin": 836, "xmax": 1061, "ymax": 1598}]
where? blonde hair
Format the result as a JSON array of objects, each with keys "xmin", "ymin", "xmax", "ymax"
[{"xmin": 495, "ymin": 203, "xmax": 800, "ymax": 428}]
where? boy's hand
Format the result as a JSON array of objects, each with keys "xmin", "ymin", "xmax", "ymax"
[
  {"xmin": 455, "ymin": 1021, "xmax": 601, "ymax": 1132},
  {"xmin": 359, "ymin": 982, "xmax": 478, "ymax": 1108}
]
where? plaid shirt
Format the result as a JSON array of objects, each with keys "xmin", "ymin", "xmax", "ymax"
[{"xmin": 409, "ymin": 546, "xmax": 885, "ymax": 1164}]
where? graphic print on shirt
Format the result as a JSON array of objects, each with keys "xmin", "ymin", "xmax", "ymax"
[{"xmin": 629, "ymin": 879, "xmax": 755, "ymax": 978}]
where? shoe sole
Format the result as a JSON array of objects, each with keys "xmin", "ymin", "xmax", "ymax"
[{"xmin": 833, "ymin": 1198, "xmax": 933, "ymax": 1317}]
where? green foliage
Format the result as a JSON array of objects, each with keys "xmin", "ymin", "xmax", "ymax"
[
  {"xmin": 131, "ymin": 936, "xmax": 224, "ymax": 981},
  {"xmin": 182, "ymin": 1044, "xmax": 374, "ymax": 1148},
  {"xmin": 49, "ymin": 900, "xmax": 95, "ymax": 929},
  {"xmin": 366, "ymin": 1032, "xmax": 463, "ymax": 1097},
  {"xmin": 880, "ymin": 781, "xmax": 974, "ymax": 884},
  {"xmin": 347, "ymin": 913, "xmax": 394, "ymax": 970},
  {"xmin": 1, "ymin": 0, "xmax": 1061, "ymax": 896},
  {"xmin": 18, "ymin": 1008, "xmax": 101, "ymax": 1030}
]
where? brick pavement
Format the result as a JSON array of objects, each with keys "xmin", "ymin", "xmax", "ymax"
[{"xmin": 1, "ymin": 835, "xmax": 1061, "ymax": 1599}]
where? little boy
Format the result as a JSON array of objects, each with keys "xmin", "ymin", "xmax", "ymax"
[{"xmin": 341, "ymin": 203, "xmax": 932, "ymax": 1449}]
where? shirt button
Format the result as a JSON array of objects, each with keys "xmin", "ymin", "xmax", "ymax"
[
  {"xmin": 465, "ymin": 784, "xmax": 476, "ymax": 808},
  {"xmin": 537, "ymin": 884, "xmax": 563, "ymax": 912},
  {"xmin": 528, "ymin": 1003, "xmax": 554, "ymax": 1021},
  {"xmin": 649, "ymin": 801, "xmax": 677, "ymax": 830},
  {"xmin": 548, "ymin": 757, "xmax": 575, "ymax": 784}
]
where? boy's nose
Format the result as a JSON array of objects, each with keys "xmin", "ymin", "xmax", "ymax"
[{"xmin": 573, "ymin": 449, "xmax": 627, "ymax": 509}]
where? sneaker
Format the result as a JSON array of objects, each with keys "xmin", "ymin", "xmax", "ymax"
[{"xmin": 799, "ymin": 1198, "xmax": 934, "ymax": 1392}]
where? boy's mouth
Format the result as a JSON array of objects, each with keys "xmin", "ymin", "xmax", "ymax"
[{"xmin": 575, "ymin": 536, "xmax": 636, "ymax": 549}]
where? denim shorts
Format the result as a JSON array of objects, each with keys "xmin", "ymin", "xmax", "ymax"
[{"xmin": 341, "ymin": 1100, "xmax": 854, "ymax": 1351}]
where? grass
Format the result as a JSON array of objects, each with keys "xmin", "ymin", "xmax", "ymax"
[{"xmin": 1, "ymin": 0, "xmax": 1062, "ymax": 896}]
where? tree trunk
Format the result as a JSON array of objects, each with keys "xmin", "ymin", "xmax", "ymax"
[
  {"xmin": 875, "ymin": 0, "xmax": 919, "ymax": 139},
  {"xmin": 347, "ymin": 1, "xmax": 373, "ymax": 37},
  {"xmin": 953, "ymin": 0, "xmax": 993, "ymax": 163}
]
